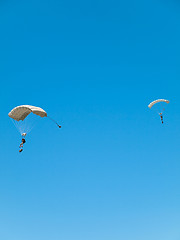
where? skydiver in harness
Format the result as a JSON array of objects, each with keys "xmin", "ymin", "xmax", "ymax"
[
  {"xmin": 159, "ymin": 113, "xmax": 163, "ymax": 124},
  {"xmin": 19, "ymin": 133, "xmax": 26, "ymax": 152}
]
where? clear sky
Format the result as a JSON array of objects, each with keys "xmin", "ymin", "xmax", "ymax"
[{"xmin": 0, "ymin": 0, "xmax": 180, "ymax": 239}]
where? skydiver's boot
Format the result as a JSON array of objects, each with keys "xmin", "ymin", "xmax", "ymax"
[{"xmin": 19, "ymin": 149, "xmax": 23, "ymax": 153}]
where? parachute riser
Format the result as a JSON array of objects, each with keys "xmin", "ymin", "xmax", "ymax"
[{"xmin": 151, "ymin": 103, "xmax": 166, "ymax": 116}]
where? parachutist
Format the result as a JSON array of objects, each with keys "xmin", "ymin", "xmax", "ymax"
[
  {"xmin": 159, "ymin": 113, "xmax": 163, "ymax": 124},
  {"xmin": 19, "ymin": 138, "xmax": 26, "ymax": 152}
]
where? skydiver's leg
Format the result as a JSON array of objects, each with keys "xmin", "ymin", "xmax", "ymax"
[
  {"xmin": 19, "ymin": 141, "xmax": 24, "ymax": 148},
  {"xmin": 161, "ymin": 117, "xmax": 163, "ymax": 124}
]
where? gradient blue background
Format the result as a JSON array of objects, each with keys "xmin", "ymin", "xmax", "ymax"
[{"xmin": 0, "ymin": 0, "xmax": 180, "ymax": 239}]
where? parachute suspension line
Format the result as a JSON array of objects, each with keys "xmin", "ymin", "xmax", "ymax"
[
  {"xmin": 160, "ymin": 102, "xmax": 165, "ymax": 114},
  {"xmin": 152, "ymin": 102, "xmax": 165, "ymax": 116},
  {"xmin": 11, "ymin": 118, "xmax": 23, "ymax": 134},
  {"xmin": 47, "ymin": 116, "xmax": 61, "ymax": 128},
  {"xmin": 24, "ymin": 115, "xmax": 39, "ymax": 134},
  {"xmin": 11, "ymin": 119, "xmax": 21, "ymax": 134}
]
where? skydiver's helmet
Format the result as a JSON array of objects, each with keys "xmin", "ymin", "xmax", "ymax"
[{"xmin": 22, "ymin": 133, "xmax": 27, "ymax": 137}]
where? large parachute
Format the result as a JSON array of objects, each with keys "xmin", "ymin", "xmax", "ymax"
[
  {"xmin": 8, "ymin": 105, "xmax": 61, "ymax": 136},
  {"xmin": 9, "ymin": 105, "xmax": 61, "ymax": 152}
]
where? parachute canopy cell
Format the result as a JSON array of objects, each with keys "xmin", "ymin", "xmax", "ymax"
[
  {"xmin": 148, "ymin": 99, "xmax": 170, "ymax": 109},
  {"xmin": 8, "ymin": 105, "xmax": 47, "ymax": 121}
]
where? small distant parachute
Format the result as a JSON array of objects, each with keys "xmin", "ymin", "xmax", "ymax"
[
  {"xmin": 148, "ymin": 99, "xmax": 170, "ymax": 124},
  {"xmin": 8, "ymin": 105, "xmax": 61, "ymax": 152},
  {"xmin": 148, "ymin": 99, "xmax": 170, "ymax": 109}
]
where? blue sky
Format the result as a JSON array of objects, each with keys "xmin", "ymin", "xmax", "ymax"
[{"xmin": 0, "ymin": 0, "xmax": 180, "ymax": 239}]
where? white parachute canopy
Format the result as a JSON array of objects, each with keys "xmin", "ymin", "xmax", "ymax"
[
  {"xmin": 8, "ymin": 105, "xmax": 47, "ymax": 135},
  {"xmin": 8, "ymin": 105, "xmax": 47, "ymax": 121},
  {"xmin": 148, "ymin": 99, "xmax": 170, "ymax": 109}
]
